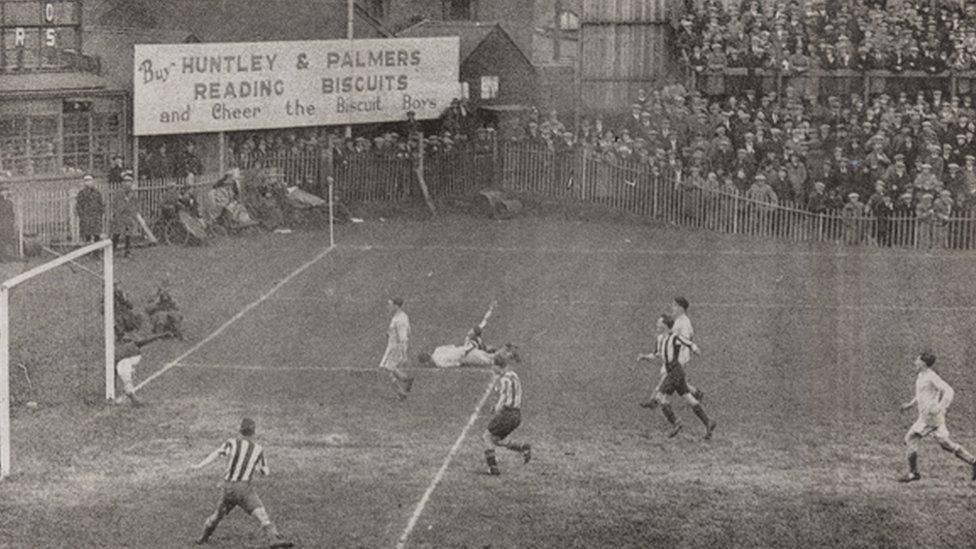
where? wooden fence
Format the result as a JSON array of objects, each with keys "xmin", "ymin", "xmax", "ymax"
[
  {"xmin": 15, "ymin": 141, "xmax": 976, "ymax": 253},
  {"xmin": 500, "ymin": 141, "xmax": 976, "ymax": 251},
  {"xmin": 234, "ymin": 145, "xmax": 497, "ymax": 203},
  {"xmin": 10, "ymin": 173, "xmax": 222, "ymax": 251}
]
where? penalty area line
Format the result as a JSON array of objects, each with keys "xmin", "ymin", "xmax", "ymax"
[
  {"xmin": 133, "ymin": 245, "xmax": 337, "ymax": 393},
  {"xmin": 396, "ymin": 378, "xmax": 495, "ymax": 549},
  {"xmin": 176, "ymin": 363, "xmax": 490, "ymax": 374}
]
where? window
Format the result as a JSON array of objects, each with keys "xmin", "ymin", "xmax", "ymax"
[
  {"xmin": 480, "ymin": 75, "xmax": 499, "ymax": 100},
  {"xmin": 0, "ymin": 103, "xmax": 123, "ymax": 178},
  {"xmin": 445, "ymin": 0, "xmax": 473, "ymax": 20},
  {"xmin": 560, "ymin": 11, "xmax": 580, "ymax": 31},
  {"xmin": 62, "ymin": 111, "xmax": 91, "ymax": 172}
]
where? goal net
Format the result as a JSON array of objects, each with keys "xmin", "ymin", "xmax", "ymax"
[{"xmin": 0, "ymin": 240, "xmax": 114, "ymax": 479}]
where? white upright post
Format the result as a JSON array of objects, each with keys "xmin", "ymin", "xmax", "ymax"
[
  {"xmin": 345, "ymin": 0, "xmax": 354, "ymax": 139},
  {"xmin": 102, "ymin": 240, "xmax": 115, "ymax": 401},
  {"xmin": 328, "ymin": 178, "xmax": 335, "ymax": 248},
  {"xmin": 0, "ymin": 286, "xmax": 10, "ymax": 479}
]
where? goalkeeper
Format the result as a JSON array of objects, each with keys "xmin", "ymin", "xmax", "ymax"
[
  {"xmin": 419, "ymin": 301, "xmax": 500, "ymax": 368},
  {"xmin": 114, "ymin": 329, "xmax": 167, "ymax": 406}
]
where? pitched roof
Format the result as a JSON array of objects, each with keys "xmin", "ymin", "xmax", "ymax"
[
  {"xmin": 94, "ymin": 0, "xmax": 388, "ymax": 42},
  {"xmin": 0, "ymin": 72, "xmax": 122, "ymax": 97},
  {"xmin": 398, "ymin": 20, "xmax": 529, "ymax": 65}
]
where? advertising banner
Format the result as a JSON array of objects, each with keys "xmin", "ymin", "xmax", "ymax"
[{"xmin": 133, "ymin": 37, "xmax": 460, "ymax": 135}]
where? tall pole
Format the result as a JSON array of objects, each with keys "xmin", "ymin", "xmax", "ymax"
[
  {"xmin": 0, "ymin": 287, "xmax": 10, "ymax": 479},
  {"xmin": 346, "ymin": 0, "xmax": 354, "ymax": 140},
  {"xmin": 103, "ymin": 241, "xmax": 115, "ymax": 402},
  {"xmin": 553, "ymin": 0, "xmax": 562, "ymax": 62}
]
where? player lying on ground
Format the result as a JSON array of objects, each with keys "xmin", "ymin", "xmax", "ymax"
[
  {"xmin": 380, "ymin": 297, "xmax": 414, "ymax": 400},
  {"xmin": 192, "ymin": 417, "xmax": 293, "ymax": 547},
  {"xmin": 114, "ymin": 329, "xmax": 169, "ymax": 406},
  {"xmin": 638, "ymin": 315, "xmax": 717, "ymax": 440},
  {"xmin": 482, "ymin": 355, "xmax": 532, "ymax": 475},
  {"xmin": 418, "ymin": 300, "xmax": 498, "ymax": 368},
  {"xmin": 898, "ymin": 352, "xmax": 976, "ymax": 483}
]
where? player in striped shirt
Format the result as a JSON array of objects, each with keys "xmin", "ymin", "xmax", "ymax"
[
  {"xmin": 898, "ymin": 352, "xmax": 976, "ymax": 483},
  {"xmin": 482, "ymin": 355, "xmax": 532, "ymax": 475},
  {"xmin": 638, "ymin": 315, "xmax": 717, "ymax": 440},
  {"xmin": 380, "ymin": 297, "xmax": 415, "ymax": 400},
  {"xmin": 192, "ymin": 418, "xmax": 293, "ymax": 547}
]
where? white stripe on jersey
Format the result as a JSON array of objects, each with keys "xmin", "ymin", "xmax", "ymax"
[
  {"xmin": 496, "ymin": 371, "xmax": 522, "ymax": 410},
  {"xmin": 220, "ymin": 438, "xmax": 266, "ymax": 482}
]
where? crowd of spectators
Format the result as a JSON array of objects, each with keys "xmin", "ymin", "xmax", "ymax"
[
  {"xmin": 677, "ymin": 0, "xmax": 976, "ymax": 73},
  {"xmin": 226, "ymin": 99, "xmax": 492, "ymax": 163},
  {"xmin": 504, "ymin": 83, "xmax": 976, "ymax": 222}
]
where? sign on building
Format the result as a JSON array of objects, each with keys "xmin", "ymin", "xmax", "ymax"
[{"xmin": 132, "ymin": 37, "xmax": 461, "ymax": 136}]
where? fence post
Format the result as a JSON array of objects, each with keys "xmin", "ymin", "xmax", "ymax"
[
  {"xmin": 492, "ymin": 135, "xmax": 500, "ymax": 189},
  {"xmin": 732, "ymin": 191, "xmax": 739, "ymax": 234},
  {"xmin": 414, "ymin": 134, "xmax": 436, "ymax": 217},
  {"xmin": 319, "ymin": 140, "xmax": 335, "ymax": 198}
]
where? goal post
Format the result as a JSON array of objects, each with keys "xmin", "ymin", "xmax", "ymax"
[{"xmin": 0, "ymin": 239, "xmax": 114, "ymax": 480}]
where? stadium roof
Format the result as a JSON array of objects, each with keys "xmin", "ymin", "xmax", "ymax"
[{"xmin": 398, "ymin": 20, "xmax": 531, "ymax": 66}]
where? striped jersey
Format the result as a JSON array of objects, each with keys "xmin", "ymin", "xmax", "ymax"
[
  {"xmin": 495, "ymin": 371, "xmax": 522, "ymax": 411},
  {"xmin": 662, "ymin": 332, "xmax": 695, "ymax": 372},
  {"xmin": 217, "ymin": 437, "xmax": 269, "ymax": 482}
]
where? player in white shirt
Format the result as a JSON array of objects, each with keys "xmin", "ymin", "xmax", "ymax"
[
  {"xmin": 380, "ymin": 297, "xmax": 414, "ymax": 400},
  {"xmin": 670, "ymin": 297, "xmax": 704, "ymax": 402},
  {"xmin": 898, "ymin": 352, "xmax": 976, "ymax": 482},
  {"xmin": 420, "ymin": 301, "xmax": 497, "ymax": 368}
]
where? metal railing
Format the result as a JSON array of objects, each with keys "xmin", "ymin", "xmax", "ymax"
[{"xmin": 500, "ymin": 141, "xmax": 976, "ymax": 251}]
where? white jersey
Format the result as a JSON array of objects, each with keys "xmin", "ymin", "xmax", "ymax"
[
  {"xmin": 380, "ymin": 310, "xmax": 410, "ymax": 370},
  {"xmin": 672, "ymin": 314, "xmax": 694, "ymax": 364},
  {"xmin": 387, "ymin": 311, "xmax": 410, "ymax": 351},
  {"xmin": 914, "ymin": 368, "xmax": 953, "ymax": 424}
]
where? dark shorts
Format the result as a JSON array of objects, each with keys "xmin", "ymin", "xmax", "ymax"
[
  {"xmin": 659, "ymin": 365, "xmax": 690, "ymax": 396},
  {"xmin": 216, "ymin": 482, "xmax": 264, "ymax": 515},
  {"xmin": 488, "ymin": 408, "xmax": 522, "ymax": 439}
]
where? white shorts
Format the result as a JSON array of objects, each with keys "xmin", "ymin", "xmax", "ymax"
[
  {"xmin": 116, "ymin": 355, "xmax": 141, "ymax": 393},
  {"xmin": 909, "ymin": 414, "xmax": 950, "ymax": 440},
  {"xmin": 379, "ymin": 347, "xmax": 406, "ymax": 371}
]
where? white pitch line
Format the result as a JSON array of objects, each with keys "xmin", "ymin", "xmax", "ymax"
[
  {"xmin": 266, "ymin": 295, "xmax": 976, "ymax": 313},
  {"xmin": 344, "ymin": 242, "xmax": 975, "ymax": 260},
  {"xmin": 133, "ymin": 245, "xmax": 336, "ymax": 392},
  {"xmin": 396, "ymin": 378, "xmax": 495, "ymax": 549},
  {"xmin": 177, "ymin": 363, "xmax": 489, "ymax": 374}
]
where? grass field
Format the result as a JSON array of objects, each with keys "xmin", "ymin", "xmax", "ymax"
[{"xmin": 3, "ymin": 207, "xmax": 976, "ymax": 548}]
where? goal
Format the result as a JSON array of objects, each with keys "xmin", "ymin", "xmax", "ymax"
[{"xmin": 0, "ymin": 239, "xmax": 114, "ymax": 479}]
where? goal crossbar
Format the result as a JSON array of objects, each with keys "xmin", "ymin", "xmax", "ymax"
[{"xmin": 0, "ymin": 239, "xmax": 114, "ymax": 480}]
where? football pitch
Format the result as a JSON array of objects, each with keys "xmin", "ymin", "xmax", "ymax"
[{"xmin": 4, "ymin": 214, "xmax": 976, "ymax": 548}]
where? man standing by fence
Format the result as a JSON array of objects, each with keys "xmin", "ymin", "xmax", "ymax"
[
  {"xmin": 76, "ymin": 175, "xmax": 105, "ymax": 243},
  {"xmin": 0, "ymin": 185, "xmax": 16, "ymax": 262}
]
